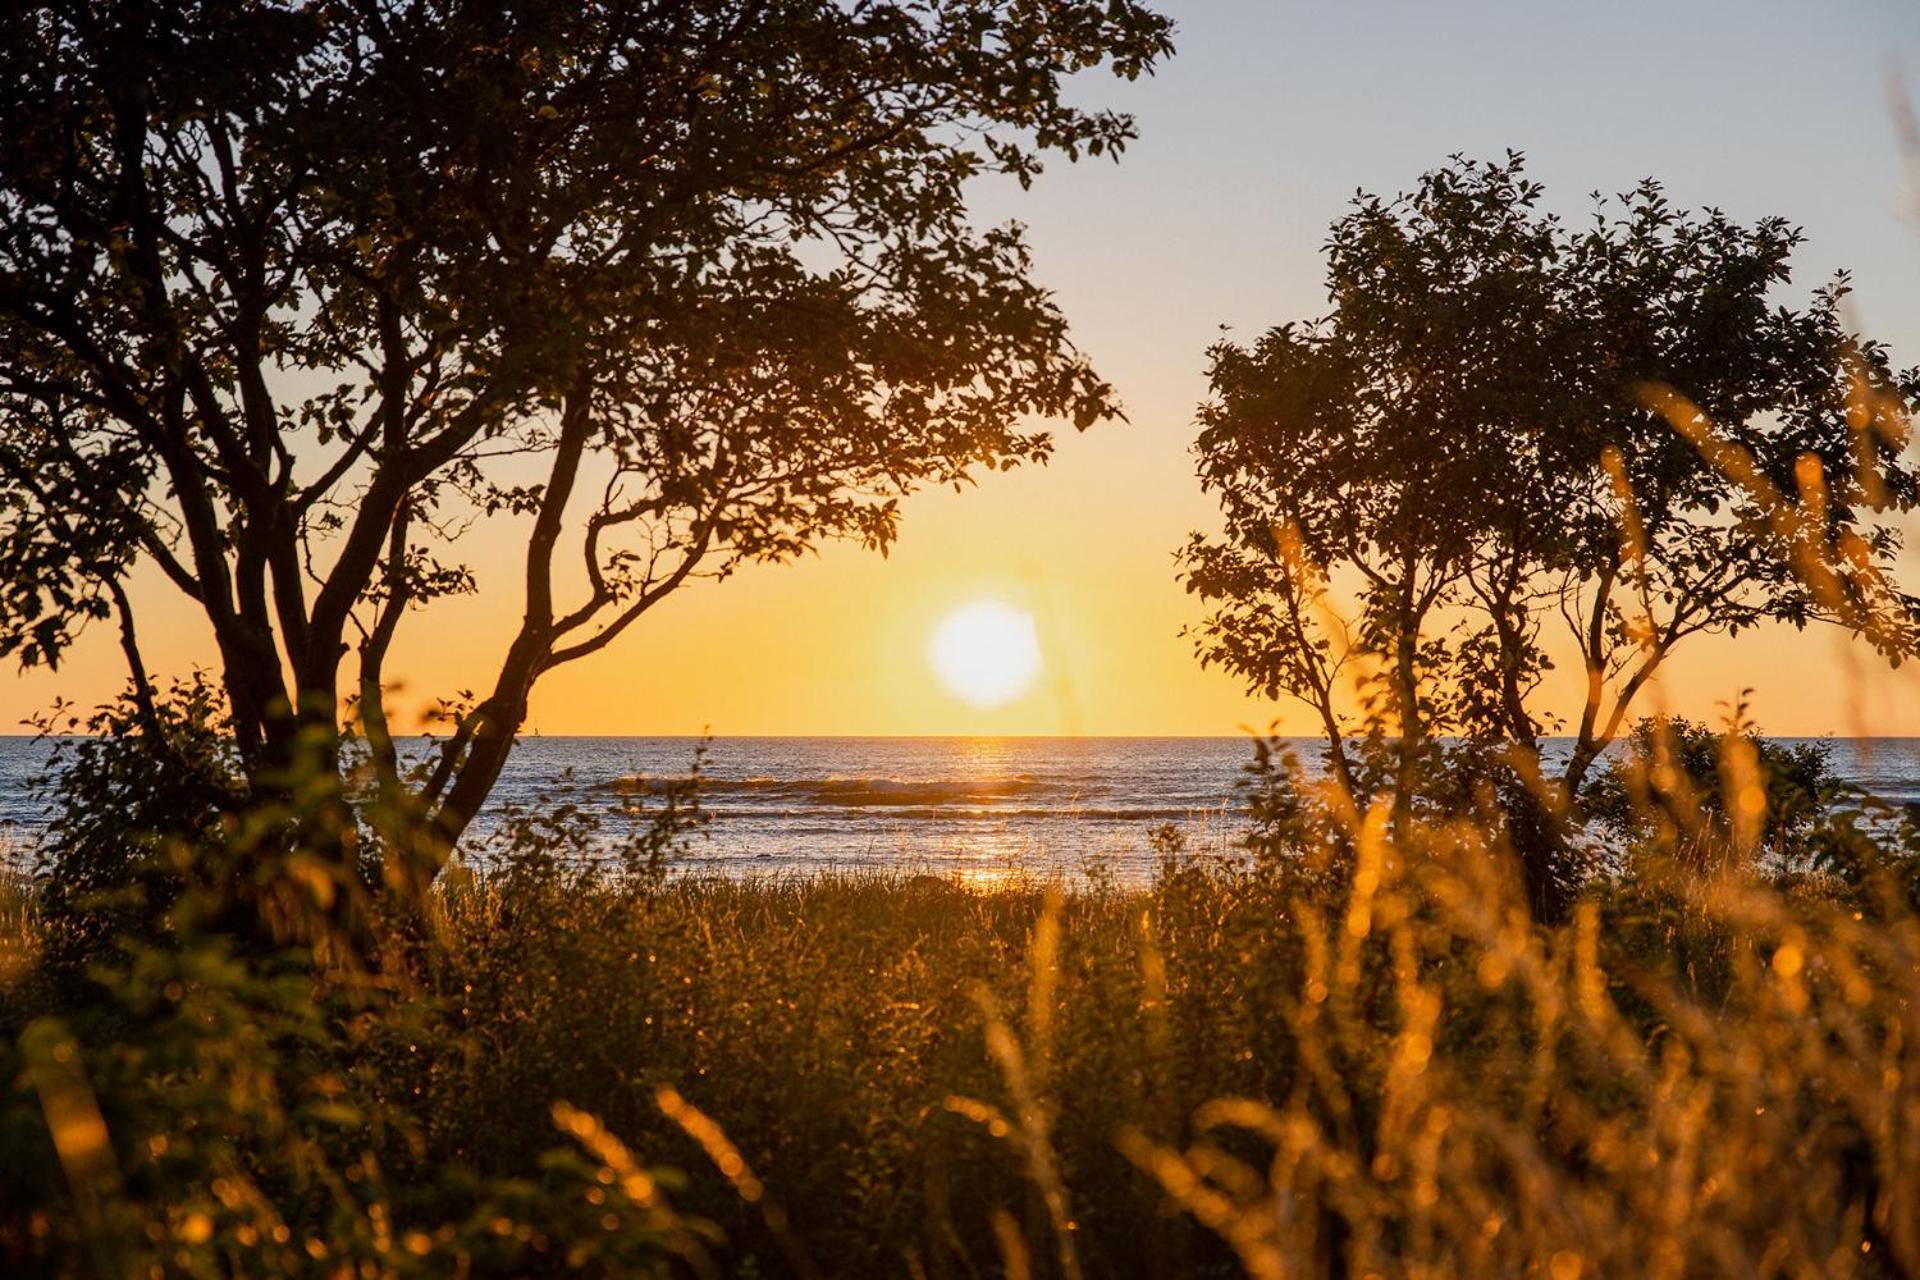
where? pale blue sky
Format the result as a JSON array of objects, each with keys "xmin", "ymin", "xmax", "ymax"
[{"xmin": 990, "ymin": 0, "xmax": 1920, "ymax": 436}]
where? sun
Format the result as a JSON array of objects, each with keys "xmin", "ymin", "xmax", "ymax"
[{"xmin": 927, "ymin": 599, "xmax": 1044, "ymax": 709}]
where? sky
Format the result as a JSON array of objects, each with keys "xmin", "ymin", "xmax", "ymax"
[{"xmin": 8, "ymin": 0, "xmax": 1920, "ymax": 737}]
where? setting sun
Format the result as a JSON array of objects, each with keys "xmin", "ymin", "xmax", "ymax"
[{"xmin": 926, "ymin": 598, "xmax": 1044, "ymax": 709}]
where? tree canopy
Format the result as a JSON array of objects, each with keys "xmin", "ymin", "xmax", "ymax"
[
  {"xmin": 1182, "ymin": 155, "xmax": 1920, "ymax": 916},
  {"xmin": 0, "ymin": 0, "xmax": 1173, "ymax": 871}
]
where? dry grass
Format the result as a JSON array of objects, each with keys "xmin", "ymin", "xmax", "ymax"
[
  {"xmin": 374, "ymin": 821, "xmax": 1920, "ymax": 1278},
  {"xmin": 5, "ymin": 745, "xmax": 1920, "ymax": 1276}
]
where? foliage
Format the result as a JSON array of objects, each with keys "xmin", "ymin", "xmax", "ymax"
[
  {"xmin": 1233, "ymin": 733, "xmax": 1354, "ymax": 885},
  {"xmin": 1582, "ymin": 713, "xmax": 1850, "ymax": 873},
  {"xmin": 25, "ymin": 674, "xmax": 245, "ymax": 977},
  {"xmin": 2, "ymin": 695, "xmax": 718, "ymax": 1279},
  {"xmin": 1180, "ymin": 154, "xmax": 1920, "ymax": 917},
  {"xmin": 1, "ymin": 926, "xmax": 715, "ymax": 1278},
  {"xmin": 10, "ymin": 725, "xmax": 1920, "ymax": 1276},
  {"xmin": 405, "ymin": 814, "xmax": 1920, "ymax": 1279},
  {"xmin": 0, "ymin": 0, "xmax": 1173, "ymax": 874}
]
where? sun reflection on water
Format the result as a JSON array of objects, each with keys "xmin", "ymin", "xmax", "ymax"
[{"xmin": 946, "ymin": 864, "xmax": 1032, "ymax": 892}]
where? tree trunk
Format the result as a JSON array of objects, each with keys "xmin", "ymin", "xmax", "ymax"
[
  {"xmin": 429, "ymin": 690, "xmax": 530, "ymax": 856},
  {"xmin": 1505, "ymin": 784, "xmax": 1577, "ymax": 925},
  {"xmin": 1390, "ymin": 622, "xmax": 1423, "ymax": 845}
]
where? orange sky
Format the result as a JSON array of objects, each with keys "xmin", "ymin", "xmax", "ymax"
[
  {"xmin": 5, "ymin": 0, "xmax": 1920, "ymax": 738},
  {"xmin": 8, "ymin": 415, "xmax": 1915, "ymax": 739}
]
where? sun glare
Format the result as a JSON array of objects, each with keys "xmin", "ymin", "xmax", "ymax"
[{"xmin": 927, "ymin": 599, "xmax": 1043, "ymax": 709}]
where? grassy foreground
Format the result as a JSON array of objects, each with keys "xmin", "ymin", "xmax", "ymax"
[{"xmin": 7, "ymin": 818, "xmax": 1920, "ymax": 1278}]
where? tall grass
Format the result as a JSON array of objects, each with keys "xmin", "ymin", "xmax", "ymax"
[
  {"xmin": 6, "ymin": 726, "xmax": 1920, "ymax": 1277},
  {"xmin": 395, "ymin": 827, "xmax": 1920, "ymax": 1278}
]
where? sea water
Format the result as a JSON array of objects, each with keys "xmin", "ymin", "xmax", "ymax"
[{"xmin": 2, "ymin": 736, "xmax": 1917, "ymax": 881}]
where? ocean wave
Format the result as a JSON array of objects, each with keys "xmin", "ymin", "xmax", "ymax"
[
  {"xmin": 604, "ymin": 773, "xmax": 1064, "ymax": 807},
  {"xmin": 720, "ymin": 805, "xmax": 1215, "ymax": 822}
]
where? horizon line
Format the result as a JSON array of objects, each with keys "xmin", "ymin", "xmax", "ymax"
[{"xmin": 4, "ymin": 731, "xmax": 1917, "ymax": 742}]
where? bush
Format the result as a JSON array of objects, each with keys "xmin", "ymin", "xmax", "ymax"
[
  {"xmin": 1584, "ymin": 715, "xmax": 1854, "ymax": 873},
  {"xmin": 2, "ymin": 688, "xmax": 713, "ymax": 1278},
  {"xmin": 25, "ymin": 676, "xmax": 245, "ymax": 983}
]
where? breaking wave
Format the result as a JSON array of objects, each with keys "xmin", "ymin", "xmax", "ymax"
[
  {"xmin": 606, "ymin": 773, "xmax": 1075, "ymax": 807},
  {"xmin": 597, "ymin": 772, "xmax": 1225, "ymax": 819}
]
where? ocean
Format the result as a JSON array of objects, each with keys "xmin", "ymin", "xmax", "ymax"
[{"xmin": 3, "ymin": 735, "xmax": 1918, "ymax": 881}]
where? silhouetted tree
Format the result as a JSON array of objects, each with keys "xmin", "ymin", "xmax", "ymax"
[
  {"xmin": 1183, "ymin": 155, "xmax": 1920, "ymax": 919},
  {"xmin": 0, "ymin": 0, "xmax": 1173, "ymax": 895}
]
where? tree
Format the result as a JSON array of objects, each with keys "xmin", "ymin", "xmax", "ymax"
[
  {"xmin": 0, "ymin": 0, "xmax": 1174, "ymax": 891},
  {"xmin": 1182, "ymin": 155, "xmax": 1920, "ymax": 919}
]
